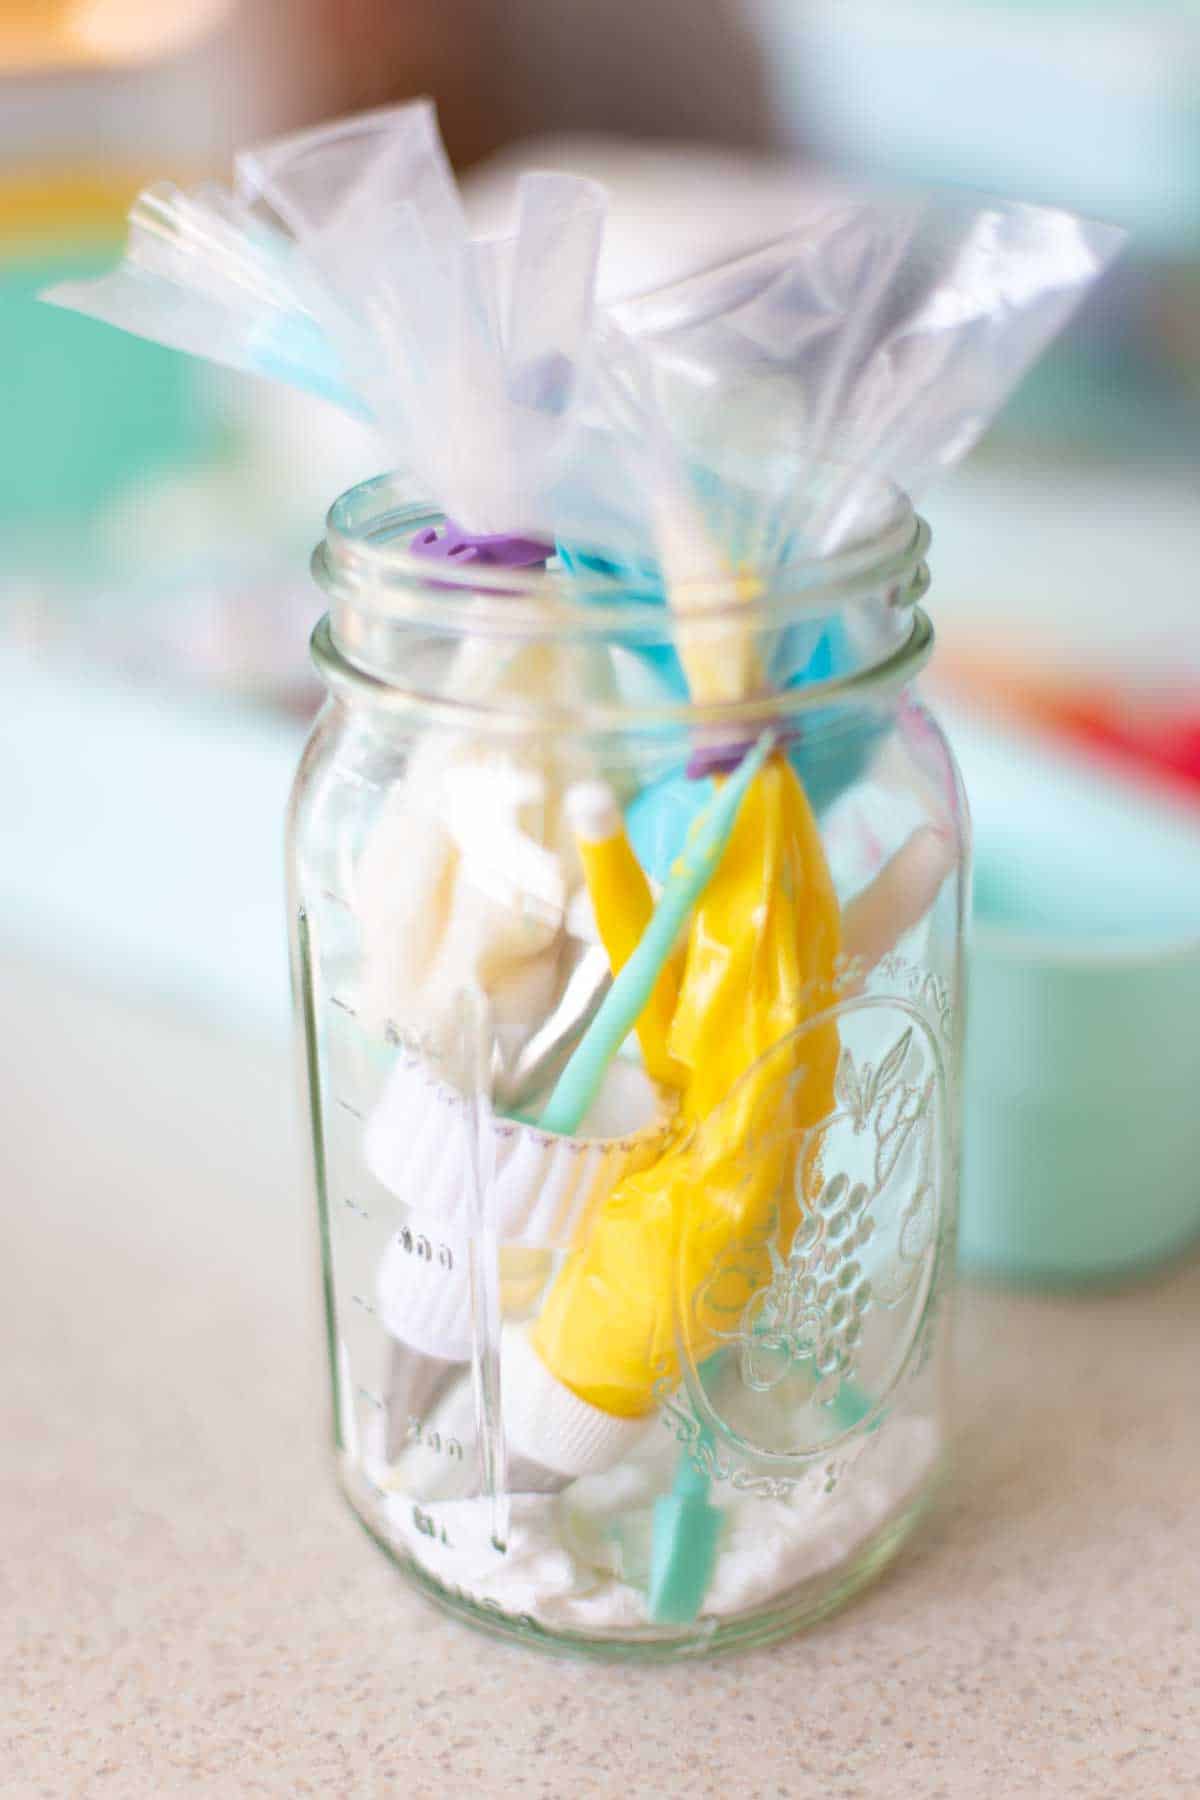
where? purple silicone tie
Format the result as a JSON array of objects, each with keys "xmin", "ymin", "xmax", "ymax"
[{"xmin": 410, "ymin": 519, "xmax": 552, "ymax": 568}]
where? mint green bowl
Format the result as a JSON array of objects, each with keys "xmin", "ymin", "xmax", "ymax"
[{"xmin": 954, "ymin": 718, "xmax": 1200, "ymax": 1284}]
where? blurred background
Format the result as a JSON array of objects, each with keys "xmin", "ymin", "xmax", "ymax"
[{"xmin": 3, "ymin": 1, "xmax": 1199, "ymax": 1233}]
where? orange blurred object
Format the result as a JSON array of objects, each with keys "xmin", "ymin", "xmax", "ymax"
[
  {"xmin": 0, "ymin": 169, "xmax": 148, "ymax": 247},
  {"xmin": 0, "ymin": 0, "xmax": 234, "ymax": 70}
]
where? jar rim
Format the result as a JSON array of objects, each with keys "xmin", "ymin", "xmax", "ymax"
[
  {"xmin": 308, "ymin": 606, "xmax": 936, "ymax": 739},
  {"xmin": 312, "ymin": 471, "xmax": 931, "ymax": 646}
]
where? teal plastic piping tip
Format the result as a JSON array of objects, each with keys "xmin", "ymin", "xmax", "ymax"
[
  {"xmin": 649, "ymin": 1376, "xmax": 876, "ymax": 1626},
  {"xmin": 648, "ymin": 1440, "xmax": 723, "ymax": 1626}
]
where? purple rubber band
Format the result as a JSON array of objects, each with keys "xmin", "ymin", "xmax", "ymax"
[
  {"xmin": 686, "ymin": 733, "xmax": 792, "ymax": 780},
  {"xmin": 410, "ymin": 519, "xmax": 552, "ymax": 568},
  {"xmin": 686, "ymin": 740, "xmax": 753, "ymax": 779}
]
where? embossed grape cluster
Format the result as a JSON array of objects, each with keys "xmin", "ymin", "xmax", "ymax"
[{"xmin": 738, "ymin": 1170, "xmax": 876, "ymax": 1398}]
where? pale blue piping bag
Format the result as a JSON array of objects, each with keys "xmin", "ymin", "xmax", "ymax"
[
  {"xmin": 536, "ymin": 729, "xmax": 775, "ymax": 1137},
  {"xmin": 245, "ymin": 312, "xmax": 373, "ymax": 419}
]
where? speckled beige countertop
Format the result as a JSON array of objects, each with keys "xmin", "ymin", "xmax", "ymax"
[{"xmin": 4, "ymin": 950, "xmax": 1198, "ymax": 1798}]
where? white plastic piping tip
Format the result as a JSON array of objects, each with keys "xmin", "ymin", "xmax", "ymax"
[
  {"xmin": 566, "ymin": 779, "xmax": 623, "ymax": 845},
  {"xmin": 500, "ymin": 1323, "xmax": 651, "ymax": 1486},
  {"xmin": 376, "ymin": 1326, "xmax": 652, "ymax": 1500}
]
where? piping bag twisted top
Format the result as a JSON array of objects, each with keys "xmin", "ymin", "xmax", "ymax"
[{"xmin": 45, "ymin": 99, "xmax": 608, "ymax": 543}]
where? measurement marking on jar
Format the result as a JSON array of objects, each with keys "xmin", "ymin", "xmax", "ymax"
[
  {"xmin": 412, "ymin": 1505, "xmax": 451, "ymax": 1547},
  {"xmin": 394, "ymin": 1226, "xmax": 454, "ymax": 1269},
  {"xmin": 336, "ymin": 1097, "xmax": 363, "ymax": 1119},
  {"xmin": 351, "ymin": 1293, "xmax": 376, "ymax": 1315},
  {"xmin": 330, "ymin": 995, "xmax": 358, "ymax": 1017},
  {"xmin": 405, "ymin": 1416, "xmax": 465, "ymax": 1460},
  {"xmin": 343, "ymin": 1196, "xmax": 371, "ymax": 1219},
  {"xmin": 357, "ymin": 1386, "xmax": 384, "ymax": 1410},
  {"xmin": 320, "ymin": 887, "xmax": 352, "ymax": 909}
]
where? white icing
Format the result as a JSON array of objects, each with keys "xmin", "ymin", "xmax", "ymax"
[
  {"xmin": 372, "ymin": 1414, "xmax": 940, "ymax": 1632},
  {"xmin": 355, "ymin": 640, "xmax": 617, "ymax": 1057}
]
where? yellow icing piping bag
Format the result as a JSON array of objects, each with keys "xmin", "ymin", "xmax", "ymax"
[
  {"xmin": 537, "ymin": 730, "xmax": 775, "ymax": 1138},
  {"xmin": 566, "ymin": 780, "xmax": 685, "ymax": 1088},
  {"xmin": 647, "ymin": 826, "xmax": 956, "ymax": 1624},
  {"xmin": 530, "ymin": 756, "xmax": 842, "ymax": 1415},
  {"xmin": 529, "ymin": 753, "xmax": 842, "ymax": 1615}
]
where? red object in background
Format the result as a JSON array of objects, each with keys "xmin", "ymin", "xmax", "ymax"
[
  {"xmin": 1062, "ymin": 701, "xmax": 1200, "ymax": 789},
  {"xmin": 938, "ymin": 648, "xmax": 1200, "ymax": 806}
]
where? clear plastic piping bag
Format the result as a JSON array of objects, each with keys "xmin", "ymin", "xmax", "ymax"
[
  {"xmin": 44, "ymin": 101, "xmax": 617, "ymax": 1063},
  {"xmin": 45, "ymin": 100, "xmax": 607, "ymax": 539},
  {"xmin": 44, "ymin": 106, "xmax": 1123, "ymax": 559},
  {"xmin": 551, "ymin": 193, "xmax": 1125, "ymax": 576}
]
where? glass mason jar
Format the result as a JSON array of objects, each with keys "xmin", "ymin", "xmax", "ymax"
[{"xmin": 288, "ymin": 472, "xmax": 968, "ymax": 1658}]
